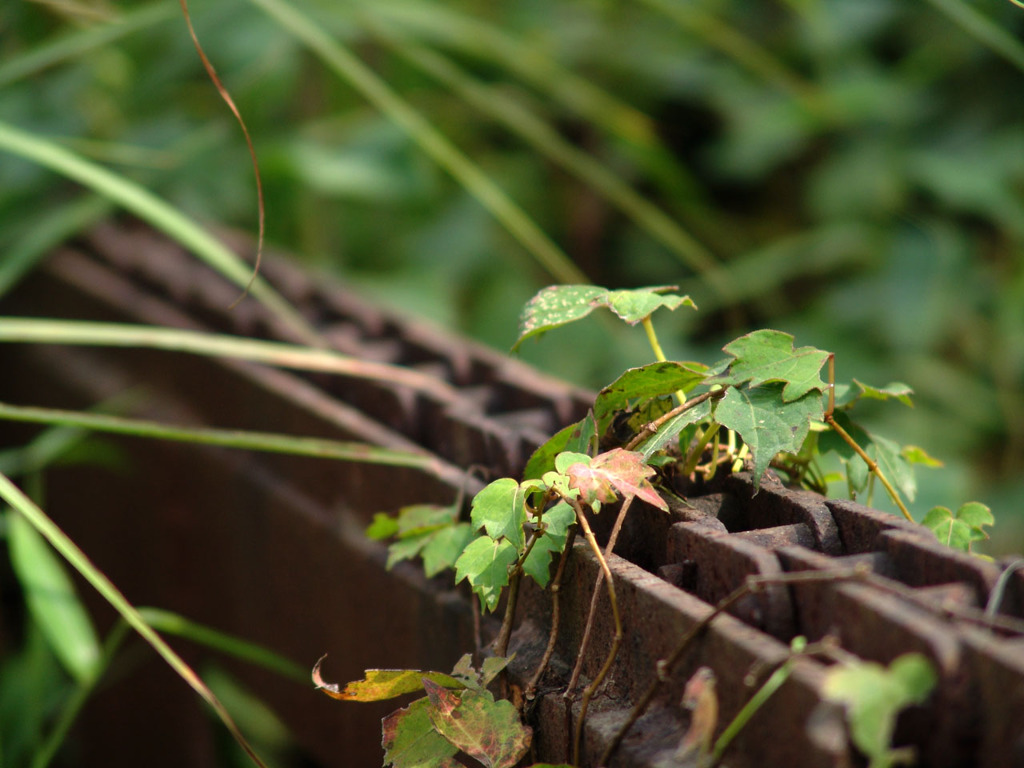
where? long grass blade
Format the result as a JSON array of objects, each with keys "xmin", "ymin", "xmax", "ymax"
[
  {"xmin": 0, "ymin": 473, "xmax": 271, "ymax": 768},
  {"xmin": 0, "ymin": 2, "xmax": 176, "ymax": 88},
  {"xmin": 364, "ymin": 20, "xmax": 728, "ymax": 293},
  {"xmin": 0, "ymin": 401, "xmax": 442, "ymax": 472},
  {"xmin": 0, "ymin": 318, "xmax": 453, "ymax": 396},
  {"xmin": 924, "ymin": 0, "xmax": 1024, "ymax": 74},
  {"xmin": 0, "ymin": 120, "xmax": 319, "ymax": 345},
  {"xmin": 245, "ymin": 0, "xmax": 587, "ymax": 285}
]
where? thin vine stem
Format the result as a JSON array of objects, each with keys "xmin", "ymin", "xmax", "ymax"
[
  {"xmin": 524, "ymin": 527, "xmax": 578, "ymax": 703},
  {"xmin": 600, "ymin": 567, "xmax": 866, "ymax": 766},
  {"xmin": 569, "ymin": 500, "xmax": 623, "ymax": 767},
  {"xmin": 565, "ymin": 495, "xmax": 634, "ymax": 694}
]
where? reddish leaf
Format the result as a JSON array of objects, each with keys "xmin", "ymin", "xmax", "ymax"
[
  {"xmin": 312, "ymin": 656, "xmax": 463, "ymax": 701},
  {"xmin": 567, "ymin": 448, "xmax": 667, "ymax": 511},
  {"xmin": 423, "ymin": 679, "xmax": 532, "ymax": 768},
  {"xmin": 382, "ymin": 698, "xmax": 460, "ymax": 768},
  {"xmin": 675, "ymin": 666, "xmax": 718, "ymax": 761}
]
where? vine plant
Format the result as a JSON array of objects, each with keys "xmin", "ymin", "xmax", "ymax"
[{"xmin": 314, "ymin": 284, "xmax": 991, "ymax": 768}]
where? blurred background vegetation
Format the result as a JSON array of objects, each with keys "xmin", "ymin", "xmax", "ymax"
[{"xmin": 2, "ymin": 0, "xmax": 1023, "ymax": 551}]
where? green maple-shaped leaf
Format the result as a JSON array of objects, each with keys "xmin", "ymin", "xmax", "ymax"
[
  {"xmin": 823, "ymin": 654, "xmax": 935, "ymax": 766},
  {"xmin": 454, "ymin": 536, "xmax": 519, "ymax": 612},
  {"xmin": 512, "ymin": 285, "xmax": 695, "ymax": 350},
  {"xmin": 715, "ymin": 330, "xmax": 830, "ymax": 402},
  {"xmin": 382, "ymin": 697, "xmax": 461, "ymax": 768},
  {"xmin": 566, "ymin": 448, "xmax": 668, "ymax": 511},
  {"xmin": 312, "ymin": 658, "xmax": 463, "ymax": 701},
  {"xmin": 594, "ymin": 361, "xmax": 708, "ymax": 427},
  {"xmin": 423, "ymin": 680, "xmax": 532, "ymax": 768},
  {"xmin": 922, "ymin": 502, "xmax": 994, "ymax": 552},
  {"xmin": 714, "ymin": 383, "xmax": 822, "ymax": 488},
  {"xmin": 522, "ymin": 501, "xmax": 576, "ymax": 587},
  {"xmin": 470, "ymin": 478, "xmax": 528, "ymax": 550}
]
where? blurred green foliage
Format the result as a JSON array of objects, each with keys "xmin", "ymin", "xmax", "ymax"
[{"xmin": 2, "ymin": 0, "xmax": 1023, "ymax": 548}]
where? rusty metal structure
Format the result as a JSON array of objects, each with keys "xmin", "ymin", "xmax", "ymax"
[{"xmin": 1, "ymin": 220, "xmax": 1022, "ymax": 767}]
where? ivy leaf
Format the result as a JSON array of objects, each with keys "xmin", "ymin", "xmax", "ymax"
[
  {"xmin": 594, "ymin": 362, "xmax": 708, "ymax": 429},
  {"xmin": 522, "ymin": 501, "xmax": 576, "ymax": 587},
  {"xmin": 714, "ymin": 330, "xmax": 830, "ymax": 402},
  {"xmin": 454, "ymin": 536, "xmax": 518, "ymax": 612},
  {"xmin": 382, "ymin": 697, "xmax": 460, "ymax": 768},
  {"xmin": 375, "ymin": 504, "xmax": 464, "ymax": 571},
  {"xmin": 639, "ymin": 398, "xmax": 713, "ymax": 459},
  {"xmin": 567, "ymin": 448, "xmax": 668, "ymax": 511},
  {"xmin": 423, "ymin": 680, "xmax": 532, "ymax": 768},
  {"xmin": 513, "ymin": 285, "xmax": 695, "ymax": 350},
  {"xmin": 470, "ymin": 478, "xmax": 527, "ymax": 550},
  {"xmin": 603, "ymin": 287, "xmax": 697, "ymax": 324},
  {"xmin": 922, "ymin": 502, "xmax": 994, "ymax": 552},
  {"xmin": 523, "ymin": 412, "xmax": 597, "ymax": 480},
  {"xmin": 421, "ymin": 523, "xmax": 475, "ymax": 577},
  {"xmin": 823, "ymin": 654, "xmax": 936, "ymax": 766},
  {"xmin": 312, "ymin": 657, "xmax": 463, "ymax": 701},
  {"xmin": 851, "ymin": 380, "xmax": 914, "ymax": 407},
  {"xmin": 871, "ymin": 433, "xmax": 917, "ymax": 503},
  {"xmin": 714, "ymin": 384, "xmax": 822, "ymax": 488}
]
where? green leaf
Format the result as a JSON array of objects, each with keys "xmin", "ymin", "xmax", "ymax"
[
  {"xmin": 871, "ymin": 434, "xmax": 917, "ymax": 503},
  {"xmin": 312, "ymin": 660, "xmax": 464, "ymax": 701},
  {"xmin": 714, "ymin": 330, "xmax": 830, "ymax": 402},
  {"xmin": 594, "ymin": 362, "xmax": 708, "ymax": 428},
  {"xmin": 421, "ymin": 523, "xmax": 476, "ymax": 577},
  {"xmin": 901, "ymin": 445, "xmax": 943, "ymax": 468},
  {"xmin": 554, "ymin": 451, "xmax": 591, "ymax": 473},
  {"xmin": 6, "ymin": 510, "xmax": 101, "ymax": 684},
  {"xmin": 513, "ymin": 285, "xmax": 607, "ymax": 350},
  {"xmin": 852, "ymin": 380, "xmax": 914, "ymax": 407},
  {"xmin": 423, "ymin": 680, "xmax": 532, "ymax": 768},
  {"xmin": 823, "ymin": 654, "xmax": 936, "ymax": 765},
  {"xmin": 566, "ymin": 448, "xmax": 667, "ymax": 511},
  {"xmin": 603, "ymin": 287, "xmax": 696, "ymax": 324},
  {"xmin": 512, "ymin": 285, "xmax": 694, "ymax": 349},
  {"xmin": 470, "ymin": 478, "xmax": 527, "ymax": 550},
  {"xmin": 922, "ymin": 502, "xmax": 994, "ymax": 552},
  {"xmin": 382, "ymin": 697, "xmax": 461, "ymax": 768},
  {"xmin": 367, "ymin": 512, "xmax": 400, "ymax": 540},
  {"xmin": 379, "ymin": 503, "xmax": 465, "ymax": 571},
  {"xmin": 523, "ymin": 413, "xmax": 597, "ymax": 481},
  {"xmin": 639, "ymin": 398, "xmax": 713, "ymax": 459},
  {"xmin": 454, "ymin": 536, "xmax": 519, "ymax": 612},
  {"xmin": 714, "ymin": 384, "xmax": 822, "ymax": 488},
  {"xmin": 521, "ymin": 501, "xmax": 576, "ymax": 587}
]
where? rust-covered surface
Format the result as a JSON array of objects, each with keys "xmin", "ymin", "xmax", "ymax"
[{"xmin": 1, "ymin": 220, "xmax": 1022, "ymax": 767}]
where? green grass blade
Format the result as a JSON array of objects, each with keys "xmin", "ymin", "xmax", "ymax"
[
  {"xmin": 246, "ymin": 0, "xmax": 587, "ymax": 285},
  {"xmin": 0, "ymin": 402, "xmax": 442, "ymax": 472},
  {"xmin": 0, "ymin": 318, "xmax": 453, "ymax": 396},
  {"xmin": 365, "ymin": 21, "xmax": 727, "ymax": 291},
  {"xmin": 0, "ymin": 120, "xmax": 320, "ymax": 345},
  {"xmin": 636, "ymin": 0, "xmax": 828, "ymax": 117},
  {"xmin": 0, "ymin": 196, "xmax": 112, "ymax": 300},
  {"xmin": 0, "ymin": 2, "xmax": 176, "ymax": 88},
  {"xmin": 32, "ymin": 608, "xmax": 304, "ymax": 768},
  {"xmin": 6, "ymin": 511, "xmax": 102, "ymax": 685},
  {"xmin": 924, "ymin": 0, "xmax": 1024, "ymax": 74},
  {"xmin": 138, "ymin": 609, "xmax": 307, "ymax": 683},
  {"xmin": 0, "ymin": 473, "xmax": 271, "ymax": 768},
  {"xmin": 29, "ymin": 622, "xmax": 131, "ymax": 768},
  {"xmin": 356, "ymin": 0, "xmax": 655, "ymax": 148}
]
